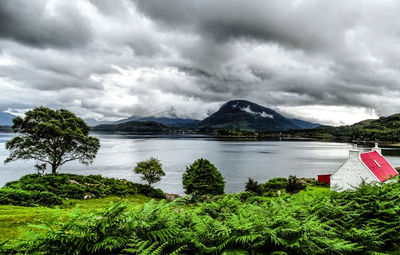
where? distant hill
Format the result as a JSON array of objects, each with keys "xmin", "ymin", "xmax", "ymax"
[
  {"xmin": 288, "ymin": 118, "xmax": 320, "ymax": 129},
  {"xmin": 92, "ymin": 121, "xmax": 172, "ymax": 133},
  {"xmin": 0, "ymin": 125, "xmax": 12, "ymax": 133},
  {"xmin": 0, "ymin": 112, "xmax": 16, "ymax": 126},
  {"xmin": 286, "ymin": 114, "xmax": 400, "ymax": 141},
  {"xmin": 198, "ymin": 100, "xmax": 319, "ymax": 131},
  {"xmin": 115, "ymin": 116, "xmax": 199, "ymax": 128},
  {"xmin": 84, "ymin": 118, "xmax": 113, "ymax": 127}
]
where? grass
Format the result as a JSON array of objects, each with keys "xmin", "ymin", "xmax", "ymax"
[
  {"xmin": 0, "ymin": 194, "xmax": 152, "ymax": 242},
  {"xmin": 302, "ymin": 185, "xmax": 330, "ymax": 195}
]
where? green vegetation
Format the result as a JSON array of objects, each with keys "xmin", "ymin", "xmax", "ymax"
[
  {"xmin": 5, "ymin": 107, "xmax": 100, "ymax": 174},
  {"xmin": 0, "ymin": 195, "xmax": 152, "ymax": 243},
  {"xmin": 4, "ymin": 179, "xmax": 400, "ymax": 254},
  {"xmin": 216, "ymin": 129, "xmax": 259, "ymax": 138},
  {"xmin": 285, "ymin": 175, "xmax": 307, "ymax": 194},
  {"xmin": 134, "ymin": 157, "xmax": 165, "ymax": 187},
  {"xmin": 245, "ymin": 176, "xmax": 314, "ymax": 197},
  {"xmin": 1, "ymin": 174, "xmax": 165, "ymax": 207},
  {"xmin": 2, "ymin": 172, "xmax": 400, "ymax": 254},
  {"xmin": 244, "ymin": 178, "xmax": 263, "ymax": 195},
  {"xmin": 182, "ymin": 158, "xmax": 225, "ymax": 196},
  {"xmin": 0, "ymin": 188, "xmax": 63, "ymax": 207}
]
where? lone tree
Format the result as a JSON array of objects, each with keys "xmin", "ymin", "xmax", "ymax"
[
  {"xmin": 5, "ymin": 107, "xmax": 100, "ymax": 174},
  {"xmin": 182, "ymin": 158, "xmax": 225, "ymax": 196},
  {"xmin": 134, "ymin": 157, "xmax": 165, "ymax": 186}
]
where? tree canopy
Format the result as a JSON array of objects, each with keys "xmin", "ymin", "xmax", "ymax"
[
  {"xmin": 5, "ymin": 107, "xmax": 100, "ymax": 174},
  {"xmin": 182, "ymin": 158, "xmax": 225, "ymax": 196},
  {"xmin": 134, "ymin": 157, "xmax": 165, "ymax": 186}
]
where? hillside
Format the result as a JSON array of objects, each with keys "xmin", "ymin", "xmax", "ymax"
[
  {"xmin": 92, "ymin": 121, "xmax": 172, "ymax": 133},
  {"xmin": 198, "ymin": 100, "xmax": 319, "ymax": 131},
  {"xmin": 285, "ymin": 114, "xmax": 400, "ymax": 141},
  {"xmin": 0, "ymin": 112, "xmax": 16, "ymax": 126},
  {"xmin": 115, "ymin": 116, "xmax": 200, "ymax": 128}
]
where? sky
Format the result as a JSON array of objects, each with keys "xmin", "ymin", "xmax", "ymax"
[{"xmin": 1, "ymin": 0, "xmax": 399, "ymax": 126}]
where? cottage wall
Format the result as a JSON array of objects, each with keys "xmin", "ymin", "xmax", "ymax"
[{"xmin": 330, "ymin": 151, "xmax": 379, "ymax": 191}]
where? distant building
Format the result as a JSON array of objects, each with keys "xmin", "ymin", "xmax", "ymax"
[{"xmin": 330, "ymin": 143, "xmax": 398, "ymax": 191}]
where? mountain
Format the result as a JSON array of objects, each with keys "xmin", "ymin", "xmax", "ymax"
[
  {"xmin": 198, "ymin": 100, "xmax": 319, "ymax": 131},
  {"xmin": 92, "ymin": 121, "xmax": 172, "ymax": 133},
  {"xmin": 84, "ymin": 118, "xmax": 113, "ymax": 127},
  {"xmin": 115, "ymin": 116, "xmax": 199, "ymax": 128},
  {"xmin": 289, "ymin": 118, "xmax": 320, "ymax": 129},
  {"xmin": 0, "ymin": 111, "xmax": 16, "ymax": 126}
]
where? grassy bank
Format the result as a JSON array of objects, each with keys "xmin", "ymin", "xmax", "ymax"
[{"xmin": 0, "ymin": 195, "xmax": 151, "ymax": 242}]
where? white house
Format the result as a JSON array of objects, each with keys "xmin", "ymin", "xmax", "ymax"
[{"xmin": 330, "ymin": 143, "xmax": 398, "ymax": 191}]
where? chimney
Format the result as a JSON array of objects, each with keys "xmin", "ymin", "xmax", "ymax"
[
  {"xmin": 372, "ymin": 143, "xmax": 382, "ymax": 154},
  {"xmin": 349, "ymin": 144, "xmax": 360, "ymax": 159}
]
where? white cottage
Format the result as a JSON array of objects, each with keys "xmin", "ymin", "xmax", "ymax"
[{"xmin": 330, "ymin": 144, "xmax": 398, "ymax": 191}]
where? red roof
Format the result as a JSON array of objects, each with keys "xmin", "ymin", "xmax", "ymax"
[{"xmin": 360, "ymin": 150, "xmax": 398, "ymax": 182}]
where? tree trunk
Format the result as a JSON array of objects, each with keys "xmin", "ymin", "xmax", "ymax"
[{"xmin": 51, "ymin": 164, "xmax": 57, "ymax": 174}]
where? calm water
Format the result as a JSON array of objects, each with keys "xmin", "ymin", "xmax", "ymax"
[{"xmin": 1, "ymin": 133, "xmax": 400, "ymax": 194}]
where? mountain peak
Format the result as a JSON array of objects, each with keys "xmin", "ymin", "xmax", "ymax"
[
  {"xmin": 222, "ymin": 100, "xmax": 275, "ymax": 120},
  {"xmin": 198, "ymin": 100, "xmax": 318, "ymax": 131}
]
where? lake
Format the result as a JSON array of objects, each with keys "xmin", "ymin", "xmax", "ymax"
[{"xmin": 1, "ymin": 133, "xmax": 400, "ymax": 194}]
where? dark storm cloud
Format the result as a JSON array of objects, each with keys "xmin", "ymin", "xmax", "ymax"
[
  {"xmin": 133, "ymin": 0, "xmax": 355, "ymax": 51},
  {"xmin": 0, "ymin": 0, "xmax": 92, "ymax": 48},
  {"xmin": 1, "ymin": 0, "xmax": 400, "ymax": 125}
]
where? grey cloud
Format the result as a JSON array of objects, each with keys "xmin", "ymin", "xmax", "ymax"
[
  {"xmin": 0, "ymin": 0, "xmax": 92, "ymax": 48},
  {"xmin": 133, "ymin": 0, "xmax": 358, "ymax": 51},
  {"xmin": 1, "ymin": 0, "xmax": 400, "ymax": 125}
]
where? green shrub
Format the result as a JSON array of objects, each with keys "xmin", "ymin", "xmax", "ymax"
[
  {"xmin": 31, "ymin": 191, "xmax": 64, "ymax": 207},
  {"xmin": 182, "ymin": 158, "xmax": 225, "ymax": 196},
  {"xmin": 262, "ymin": 177, "xmax": 287, "ymax": 192},
  {"xmin": 285, "ymin": 175, "xmax": 306, "ymax": 194},
  {"xmin": 58, "ymin": 184, "xmax": 86, "ymax": 199},
  {"xmin": 244, "ymin": 178, "xmax": 263, "ymax": 195},
  {"xmin": 0, "ymin": 188, "xmax": 62, "ymax": 207},
  {"xmin": 3, "ymin": 173, "xmax": 164, "ymax": 200}
]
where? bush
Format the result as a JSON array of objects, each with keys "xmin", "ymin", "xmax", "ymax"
[
  {"xmin": 0, "ymin": 188, "xmax": 62, "ymax": 207},
  {"xmin": 285, "ymin": 175, "xmax": 306, "ymax": 194},
  {"xmin": 262, "ymin": 177, "xmax": 287, "ymax": 192},
  {"xmin": 244, "ymin": 178, "xmax": 263, "ymax": 195},
  {"xmin": 3, "ymin": 173, "xmax": 165, "ymax": 201},
  {"xmin": 182, "ymin": 158, "xmax": 225, "ymax": 196},
  {"xmin": 31, "ymin": 191, "xmax": 64, "ymax": 207}
]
